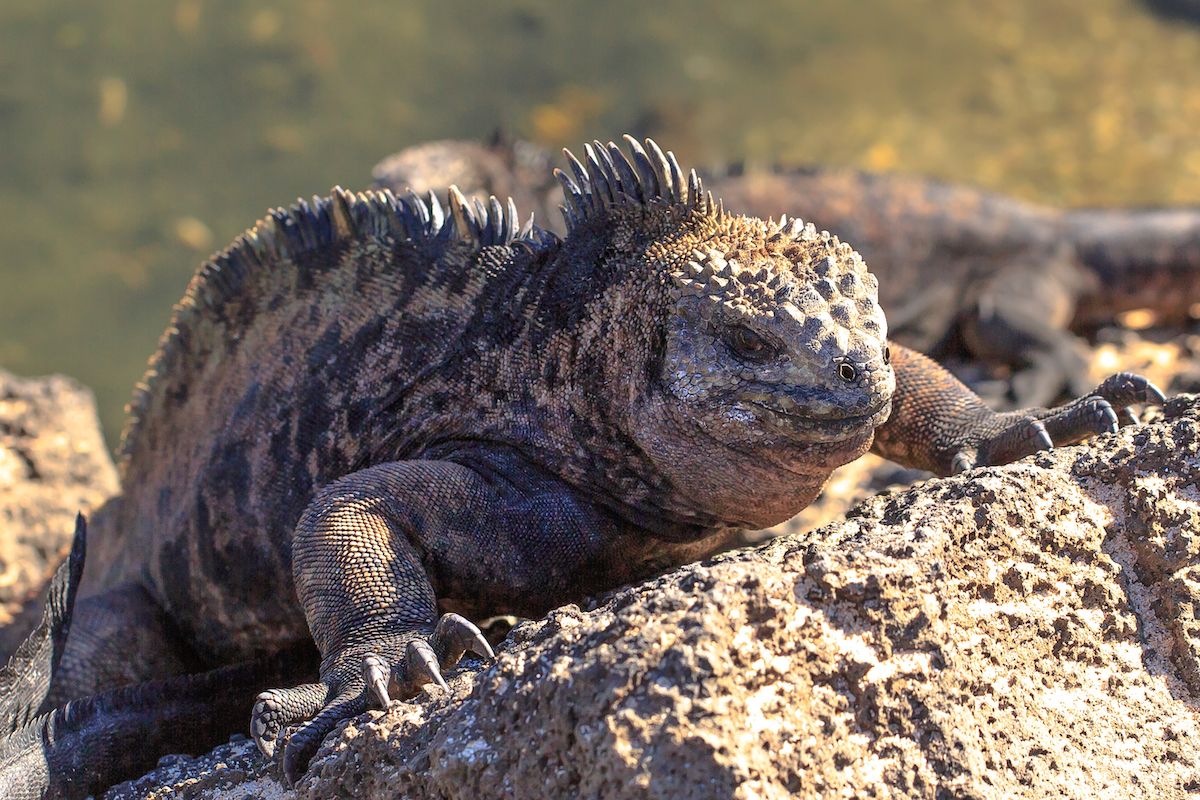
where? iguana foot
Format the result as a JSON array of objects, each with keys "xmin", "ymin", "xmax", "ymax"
[
  {"xmin": 364, "ymin": 613, "xmax": 495, "ymax": 706},
  {"xmin": 251, "ymin": 612, "xmax": 493, "ymax": 786},
  {"xmin": 249, "ymin": 681, "xmax": 328, "ymax": 759},
  {"xmin": 951, "ymin": 372, "xmax": 1164, "ymax": 473},
  {"xmin": 1035, "ymin": 371, "xmax": 1164, "ymax": 445}
]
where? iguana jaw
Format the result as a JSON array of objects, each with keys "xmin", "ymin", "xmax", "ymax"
[
  {"xmin": 736, "ymin": 391, "xmax": 892, "ymax": 442},
  {"xmin": 630, "ymin": 391, "xmax": 881, "ymax": 530}
]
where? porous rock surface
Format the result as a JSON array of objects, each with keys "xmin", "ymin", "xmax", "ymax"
[
  {"xmin": 107, "ymin": 396, "xmax": 1200, "ymax": 799},
  {"xmin": 0, "ymin": 369, "xmax": 118, "ymax": 657}
]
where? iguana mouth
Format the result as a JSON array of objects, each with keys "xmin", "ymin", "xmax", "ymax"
[{"xmin": 739, "ymin": 391, "xmax": 891, "ymax": 440}]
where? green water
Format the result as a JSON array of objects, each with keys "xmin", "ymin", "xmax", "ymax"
[{"xmin": 4, "ymin": 0, "xmax": 1200, "ymax": 448}]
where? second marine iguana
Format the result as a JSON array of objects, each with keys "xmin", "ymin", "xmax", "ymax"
[
  {"xmin": 371, "ymin": 139, "xmax": 1200, "ymax": 408},
  {"xmin": 0, "ymin": 137, "xmax": 1163, "ymax": 797}
]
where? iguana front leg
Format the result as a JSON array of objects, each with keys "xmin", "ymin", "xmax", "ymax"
[
  {"xmin": 872, "ymin": 343, "xmax": 1164, "ymax": 475},
  {"xmin": 251, "ymin": 455, "xmax": 619, "ymax": 784}
]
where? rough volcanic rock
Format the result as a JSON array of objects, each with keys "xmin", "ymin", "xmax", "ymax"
[
  {"xmin": 106, "ymin": 396, "xmax": 1200, "ymax": 799},
  {"xmin": 0, "ymin": 369, "xmax": 118, "ymax": 657}
]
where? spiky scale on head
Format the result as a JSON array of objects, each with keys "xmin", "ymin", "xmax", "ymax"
[{"xmin": 555, "ymin": 134, "xmax": 721, "ymax": 230}]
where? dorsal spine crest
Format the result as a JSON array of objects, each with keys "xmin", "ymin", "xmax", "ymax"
[
  {"xmin": 117, "ymin": 184, "xmax": 543, "ymax": 472},
  {"xmin": 555, "ymin": 135, "xmax": 723, "ymax": 233}
]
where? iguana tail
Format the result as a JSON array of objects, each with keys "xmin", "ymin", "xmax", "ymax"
[
  {"xmin": 0, "ymin": 515, "xmax": 319, "ymax": 799},
  {"xmin": 0, "ymin": 644, "xmax": 317, "ymax": 799},
  {"xmin": 1067, "ymin": 207, "xmax": 1200, "ymax": 325},
  {"xmin": 0, "ymin": 514, "xmax": 85, "ymax": 735}
]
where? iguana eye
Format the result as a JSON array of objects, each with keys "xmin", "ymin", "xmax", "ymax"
[{"xmin": 726, "ymin": 327, "xmax": 773, "ymax": 361}]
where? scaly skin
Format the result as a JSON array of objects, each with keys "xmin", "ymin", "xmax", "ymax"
[{"xmin": 1, "ymin": 137, "xmax": 1161, "ymax": 797}]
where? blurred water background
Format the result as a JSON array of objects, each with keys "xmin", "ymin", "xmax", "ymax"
[{"xmin": 4, "ymin": 0, "xmax": 1200, "ymax": 448}]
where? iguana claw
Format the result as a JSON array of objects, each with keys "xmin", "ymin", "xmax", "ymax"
[{"xmin": 362, "ymin": 653, "xmax": 391, "ymax": 708}]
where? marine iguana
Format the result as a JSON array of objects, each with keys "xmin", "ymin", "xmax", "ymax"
[
  {"xmin": 0, "ymin": 137, "xmax": 1163, "ymax": 797},
  {"xmin": 371, "ymin": 139, "xmax": 1200, "ymax": 408}
]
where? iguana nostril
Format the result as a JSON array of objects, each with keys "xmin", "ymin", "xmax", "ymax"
[
  {"xmin": 883, "ymin": 346, "xmax": 891, "ymax": 365},
  {"xmin": 838, "ymin": 362, "xmax": 858, "ymax": 382}
]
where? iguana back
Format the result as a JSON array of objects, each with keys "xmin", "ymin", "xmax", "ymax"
[{"xmin": 87, "ymin": 189, "xmax": 539, "ymax": 666}]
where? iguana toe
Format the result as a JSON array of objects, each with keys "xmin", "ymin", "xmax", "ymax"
[
  {"xmin": 281, "ymin": 690, "xmax": 367, "ymax": 786},
  {"xmin": 972, "ymin": 413, "xmax": 1057, "ymax": 467},
  {"xmin": 432, "ymin": 612, "xmax": 496, "ymax": 664},
  {"xmin": 1092, "ymin": 371, "xmax": 1166, "ymax": 408},
  {"xmin": 1030, "ymin": 419, "xmax": 1054, "ymax": 451},
  {"xmin": 1077, "ymin": 396, "xmax": 1120, "ymax": 434},
  {"xmin": 250, "ymin": 682, "xmax": 326, "ymax": 758},
  {"xmin": 950, "ymin": 448, "xmax": 977, "ymax": 475},
  {"xmin": 397, "ymin": 639, "xmax": 447, "ymax": 697},
  {"xmin": 362, "ymin": 654, "xmax": 391, "ymax": 708}
]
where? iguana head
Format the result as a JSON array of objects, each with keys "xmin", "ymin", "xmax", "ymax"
[
  {"xmin": 659, "ymin": 218, "xmax": 893, "ymax": 439},
  {"xmin": 557, "ymin": 137, "xmax": 894, "ymax": 527}
]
